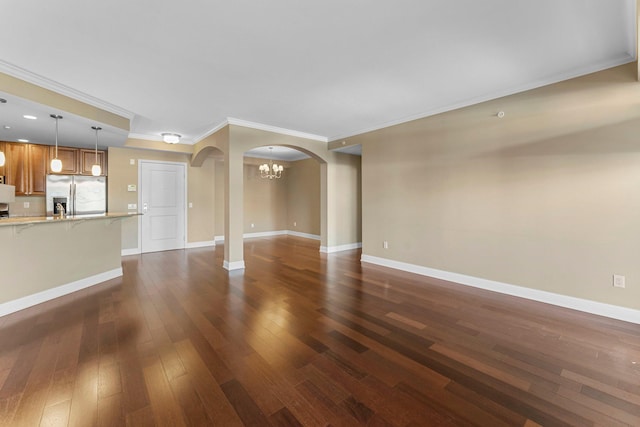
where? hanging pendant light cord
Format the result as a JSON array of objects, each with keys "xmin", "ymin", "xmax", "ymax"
[
  {"xmin": 94, "ymin": 128, "xmax": 99, "ymax": 163},
  {"xmin": 55, "ymin": 117, "xmax": 59, "ymax": 158}
]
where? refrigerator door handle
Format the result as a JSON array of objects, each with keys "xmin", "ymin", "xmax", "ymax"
[{"xmin": 71, "ymin": 183, "xmax": 76, "ymax": 216}]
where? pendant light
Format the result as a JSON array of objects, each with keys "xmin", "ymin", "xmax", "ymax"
[
  {"xmin": 50, "ymin": 114, "xmax": 63, "ymax": 173},
  {"xmin": 91, "ymin": 126, "xmax": 102, "ymax": 176}
]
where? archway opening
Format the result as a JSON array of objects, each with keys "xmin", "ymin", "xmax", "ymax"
[{"xmin": 213, "ymin": 144, "xmax": 325, "ymax": 247}]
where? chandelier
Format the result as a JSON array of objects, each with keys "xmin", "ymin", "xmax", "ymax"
[{"xmin": 259, "ymin": 147, "xmax": 283, "ymax": 179}]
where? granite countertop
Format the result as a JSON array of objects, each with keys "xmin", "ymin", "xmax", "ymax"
[{"xmin": 0, "ymin": 212, "xmax": 141, "ymax": 227}]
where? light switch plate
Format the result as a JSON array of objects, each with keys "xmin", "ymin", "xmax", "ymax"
[
  {"xmin": 127, "ymin": 203, "xmax": 137, "ymax": 210},
  {"xmin": 127, "ymin": 184, "xmax": 137, "ymax": 192},
  {"xmin": 613, "ymin": 274, "xmax": 626, "ymax": 288}
]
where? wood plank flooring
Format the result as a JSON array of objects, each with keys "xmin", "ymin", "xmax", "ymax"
[{"xmin": 1, "ymin": 235, "xmax": 640, "ymax": 426}]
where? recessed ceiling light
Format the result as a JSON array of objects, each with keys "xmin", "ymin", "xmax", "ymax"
[
  {"xmin": 17, "ymin": 139, "xmax": 29, "ymax": 143},
  {"xmin": 23, "ymin": 115, "xmax": 37, "ymax": 120}
]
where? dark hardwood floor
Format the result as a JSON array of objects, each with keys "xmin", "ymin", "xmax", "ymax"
[{"xmin": 1, "ymin": 236, "xmax": 639, "ymax": 426}]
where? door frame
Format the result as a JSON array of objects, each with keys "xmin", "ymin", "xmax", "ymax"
[{"xmin": 137, "ymin": 159, "xmax": 188, "ymax": 253}]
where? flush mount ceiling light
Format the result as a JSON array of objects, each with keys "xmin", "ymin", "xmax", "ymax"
[
  {"xmin": 161, "ymin": 133, "xmax": 181, "ymax": 144},
  {"xmin": 91, "ymin": 126, "xmax": 102, "ymax": 176},
  {"xmin": 50, "ymin": 114, "xmax": 63, "ymax": 173},
  {"xmin": 259, "ymin": 147, "xmax": 284, "ymax": 179}
]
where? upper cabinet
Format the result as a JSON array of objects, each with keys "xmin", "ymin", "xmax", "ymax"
[
  {"xmin": 4, "ymin": 143, "xmax": 47, "ymax": 196},
  {"xmin": 28, "ymin": 144, "xmax": 48, "ymax": 195},
  {"xmin": 0, "ymin": 141, "xmax": 5, "ymax": 179},
  {"xmin": 5, "ymin": 143, "xmax": 27, "ymax": 195},
  {"xmin": 48, "ymin": 146, "xmax": 79, "ymax": 175},
  {"xmin": 48, "ymin": 146, "xmax": 108, "ymax": 176},
  {"xmin": 79, "ymin": 149, "xmax": 107, "ymax": 176}
]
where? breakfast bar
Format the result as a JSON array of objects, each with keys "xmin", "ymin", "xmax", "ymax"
[{"xmin": 0, "ymin": 213, "xmax": 138, "ymax": 316}]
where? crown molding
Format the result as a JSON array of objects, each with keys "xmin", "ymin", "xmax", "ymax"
[
  {"xmin": 192, "ymin": 120, "xmax": 229, "ymax": 143},
  {"xmin": 327, "ymin": 54, "xmax": 636, "ymax": 142},
  {"xmin": 193, "ymin": 118, "xmax": 329, "ymax": 144},
  {"xmin": 0, "ymin": 60, "xmax": 135, "ymax": 120},
  {"xmin": 227, "ymin": 117, "xmax": 328, "ymax": 142}
]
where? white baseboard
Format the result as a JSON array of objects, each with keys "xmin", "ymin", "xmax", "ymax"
[
  {"xmin": 121, "ymin": 248, "xmax": 141, "ymax": 256},
  {"xmin": 243, "ymin": 230, "xmax": 288, "ymax": 239},
  {"xmin": 360, "ymin": 254, "xmax": 640, "ymax": 325},
  {"xmin": 0, "ymin": 268, "xmax": 123, "ymax": 318},
  {"xmin": 223, "ymin": 260, "xmax": 245, "ymax": 271},
  {"xmin": 320, "ymin": 242, "xmax": 363, "ymax": 253},
  {"xmin": 123, "ymin": 240, "xmax": 215, "ymax": 254},
  {"xmin": 287, "ymin": 230, "xmax": 321, "ymax": 240},
  {"xmin": 215, "ymin": 230, "xmax": 321, "ymax": 242},
  {"xmin": 186, "ymin": 240, "xmax": 216, "ymax": 248}
]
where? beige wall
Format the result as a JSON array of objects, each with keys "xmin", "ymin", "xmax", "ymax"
[
  {"xmin": 214, "ymin": 159, "xmax": 225, "ymax": 236},
  {"xmin": 244, "ymin": 163, "xmax": 289, "ymax": 232},
  {"xmin": 215, "ymin": 157, "xmax": 323, "ymax": 237},
  {"xmin": 287, "ymin": 158, "xmax": 321, "ymax": 235},
  {"xmin": 108, "ymin": 146, "xmax": 216, "ymax": 250},
  {"xmin": 323, "ymin": 153, "xmax": 362, "ymax": 247},
  {"xmin": 0, "ymin": 218, "xmax": 122, "ymax": 304},
  {"xmin": 354, "ymin": 63, "xmax": 640, "ymax": 310},
  {"xmin": 187, "ymin": 155, "xmax": 216, "ymax": 243}
]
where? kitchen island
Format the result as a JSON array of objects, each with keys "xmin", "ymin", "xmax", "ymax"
[{"xmin": 0, "ymin": 213, "xmax": 139, "ymax": 316}]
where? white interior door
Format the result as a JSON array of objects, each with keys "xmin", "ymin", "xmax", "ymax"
[{"xmin": 140, "ymin": 161, "xmax": 186, "ymax": 253}]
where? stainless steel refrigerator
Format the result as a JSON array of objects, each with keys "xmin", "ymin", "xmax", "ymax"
[{"xmin": 46, "ymin": 175, "xmax": 107, "ymax": 216}]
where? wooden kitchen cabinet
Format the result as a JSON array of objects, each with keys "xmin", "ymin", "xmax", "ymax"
[
  {"xmin": 4, "ymin": 142, "xmax": 48, "ymax": 196},
  {"xmin": 5, "ymin": 143, "xmax": 28, "ymax": 195},
  {"xmin": 28, "ymin": 144, "xmax": 48, "ymax": 195},
  {"xmin": 0, "ymin": 141, "xmax": 5, "ymax": 180},
  {"xmin": 48, "ymin": 146, "xmax": 80, "ymax": 175},
  {"xmin": 80, "ymin": 149, "xmax": 107, "ymax": 175}
]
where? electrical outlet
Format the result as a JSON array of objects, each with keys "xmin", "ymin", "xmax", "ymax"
[
  {"xmin": 251, "ymin": 223, "xmax": 255, "ymax": 228},
  {"xmin": 293, "ymin": 221, "xmax": 297, "ymax": 227},
  {"xmin": 23, "ymin": 202, "xmax": 29, "ymax": 209},
  {"xmin": 383, "ymin": 241, "xmax": 388, "ymax": 249},
  {"xmin": 613, "ymin": 274, "xmax": 625, "ymax": 288}
]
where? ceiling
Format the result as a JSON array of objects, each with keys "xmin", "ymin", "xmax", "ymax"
[{"xmin": 0, "ymin": 1, "xmax": 636, "ymax": 159}]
